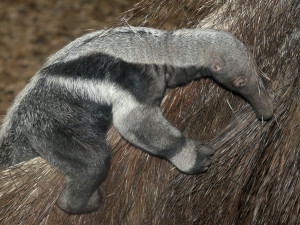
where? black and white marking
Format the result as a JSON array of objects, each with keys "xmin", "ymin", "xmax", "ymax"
[{"xmin": 0, "ymin": 26, "xmax": 273, "ymax": 213}]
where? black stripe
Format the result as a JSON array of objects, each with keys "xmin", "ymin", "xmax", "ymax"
[
  {"xmin": 41, "ymin": 53, "xmax": 166, "ymax": 105},
  {"xmin": 41, "ymin": 53, "xmax": 115, "ymax": 80}
]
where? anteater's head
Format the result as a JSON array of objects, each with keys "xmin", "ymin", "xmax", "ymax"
[{"xmin": 207, "ymin": 31, "xmax": 273, "ymax": 121}]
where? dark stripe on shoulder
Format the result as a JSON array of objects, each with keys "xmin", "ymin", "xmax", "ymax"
[
  {"xmin": 41, "ymin": 52, "xmax": 166, "ymax": 105},
  {"xmin": 110, "ymin": 61, "xmax": 166, "ymax": 105},
  {"xmin": 40, "ymin": 53, "xmax": 118, "ymax": 80}
]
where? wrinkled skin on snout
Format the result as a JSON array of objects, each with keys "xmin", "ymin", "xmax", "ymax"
[
  {"xmin": 208, "ymin": 43, "xmax": 273, "ymax": 121},
  {"xmin": 232, "ymin": 72, "xmax": 273, "ymax": 121}
]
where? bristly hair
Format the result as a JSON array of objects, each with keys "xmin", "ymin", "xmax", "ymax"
[{"xmin": 0, "ymin": 0, "xmax": 299, "ymax": 224}]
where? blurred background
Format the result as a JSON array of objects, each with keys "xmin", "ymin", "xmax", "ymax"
[
  {"xmin": 0, "ymin": 1, "xmax": 299, "ymax": 224},
  {"xmin": 0, "ymin": 0, "xmax": 138, "ymax": 115}
]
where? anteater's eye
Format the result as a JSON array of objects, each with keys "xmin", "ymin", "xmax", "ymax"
[{"xmin": 233, "ymin": 75, "xmax": 248, "ymax": 88}]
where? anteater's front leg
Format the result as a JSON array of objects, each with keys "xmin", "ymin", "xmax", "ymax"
[{"xmin": 113, "ymin": 104, "xmax": 214, "ymax": 174}]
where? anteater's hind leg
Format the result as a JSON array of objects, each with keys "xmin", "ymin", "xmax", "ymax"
[
  {"xmin": 55, "ymin": 141, "xmax": 111, "ymax": 214},
  {"xmin": 32, "ymin": 123, "xmax": 111, "ymax": 214}
]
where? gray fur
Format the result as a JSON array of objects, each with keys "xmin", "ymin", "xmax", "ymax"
[
  {"xmin": 45, "ymin": 27, "xmax": 243, "ymax": 67},
  {"xmin": 0, "ymin": 26, "xmax": 273, "ymax": 214}
]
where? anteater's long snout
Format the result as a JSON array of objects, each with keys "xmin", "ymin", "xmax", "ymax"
[{"xmin": 237, "ymin": 76, "xmax": 273, "ymax": 121}]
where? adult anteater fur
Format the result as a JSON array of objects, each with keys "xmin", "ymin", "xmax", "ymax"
[{"xmin": 0, "ymin": 0, "xmax": 299, "ymax": 224}]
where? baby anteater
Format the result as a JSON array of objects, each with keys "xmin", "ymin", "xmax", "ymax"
[{"xmin": 0, "ymin": 26, "xmax": 273, "ymax": 213}]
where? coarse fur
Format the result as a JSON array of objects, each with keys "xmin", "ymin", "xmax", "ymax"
[
  {"xmin": 0, "ymin": 0, "xmax": 298, "ymax": 224},
  {"xmin": 0, "ymin": 25, "xmax": 273, "ymax": 214}
]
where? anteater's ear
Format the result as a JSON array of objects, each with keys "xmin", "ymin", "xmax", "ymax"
[{"xmin": 209, "ymin": 56, "xmax": 224, "ymax": 73}]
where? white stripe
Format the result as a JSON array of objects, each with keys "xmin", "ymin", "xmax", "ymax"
[
  {"xmin": 170, "ymin": 140, "xmax": 197, "ymax": 172},
  {"xmin": 46, "ymin": 76, "xmax": 144, "ymax": 146},
  {"xmin": 45, "ymin": 76, "xmax": 142, "ymax": 119}
]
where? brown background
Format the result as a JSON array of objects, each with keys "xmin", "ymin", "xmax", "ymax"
[
  {"xmin": 0, "ymin": 1, "xmax": 299, "ymax": 224},
  {"xmin": 0, "ymin": 0, "xmax": 136, "ymax": 116}
]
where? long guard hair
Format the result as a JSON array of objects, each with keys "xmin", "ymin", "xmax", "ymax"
[{"xmin": 0, "ymin": 0, "xmax": 299, "ymax": 224}]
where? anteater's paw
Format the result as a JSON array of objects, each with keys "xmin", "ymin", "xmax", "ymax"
[
  {"xmin": 57, "ymin": 188, "xmax": 102, "ymax": 214},
  {"xmin": 169, "ymin": 140, "xmax": 214, "ymax": 174},
  {"xmin": 191, "ymin": 144, "xmax": 214, "ymax": 173}
]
